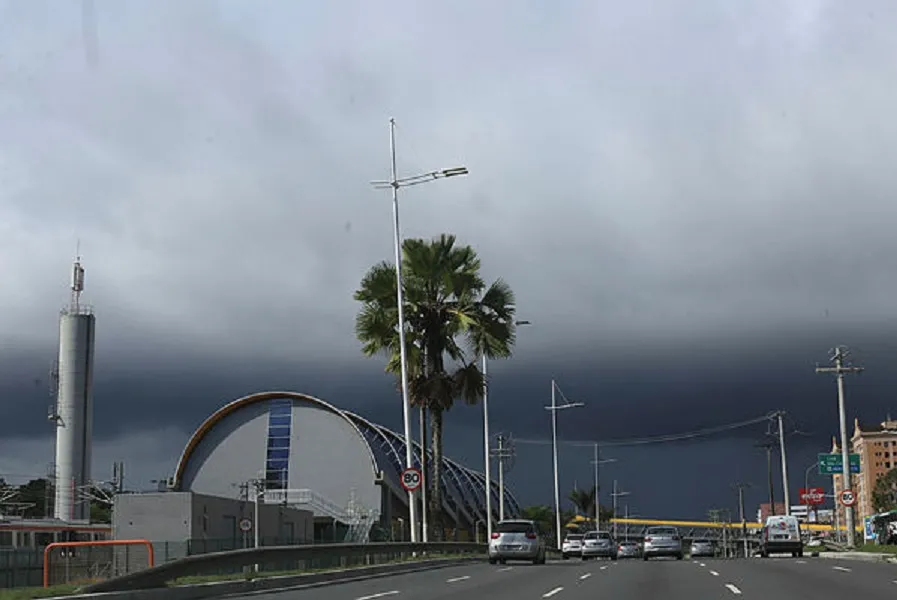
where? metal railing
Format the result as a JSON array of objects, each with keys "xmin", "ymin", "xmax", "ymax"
[{"xmin": 80, "ymin": 541, "xmax": 485, "ymax": 593}]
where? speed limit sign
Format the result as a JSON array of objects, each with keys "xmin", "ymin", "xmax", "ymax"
[
  {"xmin": 401, "ymin": 467, "xmax": 422, "ymax": 492},
  {"xmin": 839, "ymin": 489, "xmax": 857, "ymax": 507}
]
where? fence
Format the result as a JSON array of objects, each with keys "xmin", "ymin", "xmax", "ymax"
[{"xmin": 43, "ymin": 540, "xmax": 155, "ymax": 588}]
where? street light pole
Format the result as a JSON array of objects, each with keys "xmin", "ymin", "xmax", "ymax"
[
  {"xmin": 482, "ymin": 320, "xmax": 529, "ymax": 540},
  {"xmin": 371, "ymin": 118, "xmax": 469, "ymax": 544},
  {"xmin": 611, "ymin": 480, "xmax": 630, "ymax": 540},
  {"xmin": 776, "ymin": 411, "xmax": 792, "ymax": 516},
  {"xmin": 545, "ymin": 379, "xmax": 584, "ymax": 550},
  {"xmin": 590, "ymin": 444, "xmax": 616, "ymax": 532},
  {"xmin": 805, "ymin": 461, "xmax": 819, "ymax": 523}
]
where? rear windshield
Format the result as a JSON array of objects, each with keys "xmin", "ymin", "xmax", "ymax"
[
  {"xmin": 496, "ymin": 521, "xmax": 535, "ymax": 534},
  {"xmin": 693, "ymin": 539, "xmax": 710, "ymax": 543},
  {"xmin": 620, "ymin": 541, "xmax": 637, "ymax": 547},
  {"xmin": 647, "ymin": 527, "xmax": 678, "ymax": 535},
  {"xmin": 584, "ymin": 531, "xmax": 611, "ymax": 539},
  {"xmin": 566, "ymin": 534, "xmax": 583, "ymax": 540}
]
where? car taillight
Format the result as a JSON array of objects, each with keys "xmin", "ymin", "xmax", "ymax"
[
  {"xmin": 491, "ymin": 532, "xmax": 500, "ymax": 539},
  {"xmin": 526, "ymin": 532, "xmax": 537, "ymax": 539},
  {"xmin": 644, "ymin": 537, "xmax": 652, "ymax": 542}
]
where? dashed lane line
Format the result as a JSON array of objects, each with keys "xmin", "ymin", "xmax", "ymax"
[
  {"xmin": 356, "ymin": 592, "xmax": 399, "ymax": 600},
  {"xmin": 832, "ymin": 566, "xmax": 852, "ymax": 573},
  {"xmin": 446, "ymin": 575, "xmax": 470, "ymax": 583},
  {"xmin": 543, "ymin": 586, "xmax": 564, "ymax": 598},
  {"xmin": 709, "ymin": 570, "xmax": 719, "ymax": 576},
  {"xmin": 579, "ymin": 573, "xmax": 592, "ymax": 580},
  {"xmin": 725, "ymin": 584, "xmax": 742, "ymax": 595}
]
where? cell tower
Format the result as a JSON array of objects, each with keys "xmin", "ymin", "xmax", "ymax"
[{"xmin": 49, "ymin": 251, "xmax": 96, "ymax": 522}]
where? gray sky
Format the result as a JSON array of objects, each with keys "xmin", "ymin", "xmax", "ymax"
[{"xmin": 2, "ymin": 0, "xmax": 897, "ymax": 516}]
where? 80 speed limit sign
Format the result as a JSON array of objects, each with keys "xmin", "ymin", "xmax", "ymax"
[
  {"xmin": 839, "ymin": 489, "xmax": 857, "ymax": 507},
  {"xmin": 401, "ymin": 467, "xmax": 422, "ymax": 492}
]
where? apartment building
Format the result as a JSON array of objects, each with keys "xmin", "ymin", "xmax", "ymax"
[{"xmin": 831, "ymin": 417, "xmax": 897, "ymax": 526}]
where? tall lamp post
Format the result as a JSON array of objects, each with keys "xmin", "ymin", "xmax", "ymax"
[
  {"xmin": 611, "ymin": 480, "xmax": 630, "ymax": 540},
  {"xmin": 371, "ymin": 118, "xmax": 468, "ymax": 543},
  {"xmin": 591, "ymin": 445, "xmax": 616, "ymax": 531},
  {"xmin": 545, "ymin": 380, "xmax": 584, "ymax": 550},
  {"xmin": 804, "ymin": 461, "xmax": 820, "ymax": 524},
  {"xmin": 482, "ymin": 320, "xmax": 530, "ymax": 541}
]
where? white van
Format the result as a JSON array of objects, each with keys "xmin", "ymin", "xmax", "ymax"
[{"xmin": 759, "ymin": 514, "xmax": 803, "ymax": 557}]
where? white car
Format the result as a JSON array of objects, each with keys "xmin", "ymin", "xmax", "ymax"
[{"xmin": 562, "ymin": 533, "xmax": 584, "ymax": 559}]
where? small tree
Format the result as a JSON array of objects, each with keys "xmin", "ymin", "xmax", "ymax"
[{"xmin": 872, "ymin": 468, "xmax": 897, "ymax": 513}]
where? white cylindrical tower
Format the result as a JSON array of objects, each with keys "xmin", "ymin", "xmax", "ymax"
[{"xmin": 53, "ymin": 258, "xmax": 96, "ymax": 522}]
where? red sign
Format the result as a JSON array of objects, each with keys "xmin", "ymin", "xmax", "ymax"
[{"xmin": 799, "ymin": 487, "xmax": 825, "ymax": 505}]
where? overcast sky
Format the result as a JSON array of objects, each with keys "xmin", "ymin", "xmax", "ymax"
[{"xmin": 2, "ymin": 0, "xmax": 897, "ymax": 519}]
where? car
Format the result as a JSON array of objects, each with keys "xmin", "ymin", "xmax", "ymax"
[
  {"xmin": 759, "ymin": 515, "xmax": 803, "ymax": 558},
  {"xmin": 562, "ymin": 533, "xmax": 584, "ymax": 559},
  {"xmin": 581, "ymin": 530, "xmax": 617, "ymax": 560},
  {"xmin": 643, "ymin": 526, "xmax": 684, "ymax": 560},
  {"xmin": 690, "ymin": 538, "xmax": 714, "ymax": 558},
  {"xmin": 616, "ymin": 540, "xmax": 641, "ymax": 559},
  {"xmin": 488, "ymin": 519, "xmax": 547, "ymax": 565}
]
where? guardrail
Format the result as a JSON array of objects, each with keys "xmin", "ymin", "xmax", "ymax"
[{"xmin": 80, "ymin": 541, "xmax": 486, "ymax": 593}]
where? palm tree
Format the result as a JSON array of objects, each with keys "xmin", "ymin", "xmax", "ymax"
[
  {"xmin": 355, "ymin": 233, "xmax": 517, "ymax": 539},
  {"xmin": 569, "ymin": 485, "xmax": 598, "ymax": 518}
]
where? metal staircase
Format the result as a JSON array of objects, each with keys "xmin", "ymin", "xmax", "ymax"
[{"xmin": 264, "ymin": 488, "xmax": 379, "ymax": 543}]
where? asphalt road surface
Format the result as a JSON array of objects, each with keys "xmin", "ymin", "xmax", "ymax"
[{"xmin": 246, "ymin": 556, "xmax": 897, "ymax": 599}]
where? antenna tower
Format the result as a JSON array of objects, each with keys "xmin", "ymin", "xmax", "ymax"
[{"xmin": 71, "ymin": 243, "xmax": 85, "ymax": 313}]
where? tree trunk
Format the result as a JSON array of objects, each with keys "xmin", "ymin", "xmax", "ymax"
[{"xmin": 429, "ymin": 407, "xmax": 445, "ymax": 540}]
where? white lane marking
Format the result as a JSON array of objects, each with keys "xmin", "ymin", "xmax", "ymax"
[
  {"xmin": 796, "ymin": 560, "xmax": 807, "ymax": 564},
  {"xmin": 498, "ymin": 566, "xmax": 513, "ymax": 572},
  {"xmin": 600, "ymin": 565, "xmax": 608, "ymax": 570},
  {"xmin": 832, "ymin": 566, "xmax": 852, "ymax": 573},
  {"xmin": 709, "ymin": 570, "xmax": 719, "ymax": 576},
  {"xmin": 356, "ymin": 592, "xmax": 399, "ymax": 600},
  {"xmin": 725, "ymin": 584, "xmax": 742, "ymax": 595},
  {"xmin": 543, "ymin": 587, "xmax": 564, "ymax": 598},
  {"xmin": 446, "ymin": 575, "xmax": 470, "ymax": 583},
  {"xmin": 579, "ymin": 573, "xmax": 592, "ymax": 580}
]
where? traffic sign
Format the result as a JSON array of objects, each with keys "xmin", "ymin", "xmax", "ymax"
[
  {"xmin": 401, "ymin": 467, "xmax": 422, "ymax": 492},
  {"xmin": 799, "ymin": 487, "xmax": 825, "ymax": 505},
  {"xmin": 239, "ymin": 517, "xmax": 253, "ymax": 532},
  {"xmin": 839, "ymin": 489, "xmax": 857, "ymax": 507},
  {"xmin": 818, "ymin": 453, "xmax": 861, "ymax": 475}
]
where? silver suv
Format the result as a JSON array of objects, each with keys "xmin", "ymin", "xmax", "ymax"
[
  {"xmin": 643, "ymin": 526, "xmax": 684, "ymax": 560},
  {"xmin": 488, "ymin": 519, "xmax": 547, "ymax": 565}
]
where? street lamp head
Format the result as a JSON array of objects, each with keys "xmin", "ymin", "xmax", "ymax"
[
  {"xmin": 544, "ymin": 402, "xmax": 585, "ymax": 411},
  {"xmin": 440, "ymin": 166, "xmax": 469, "ymax": 178}
]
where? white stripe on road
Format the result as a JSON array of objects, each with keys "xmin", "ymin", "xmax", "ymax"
[
  {"xmin": 356, "ymin": 592, "xmax": 399, "ymax": 600},
  {"xmin": 446, "ymin": 575, "xmax": 470, "ymax": 583},
  {"xmin": 600, "ymin": 565, "xmax": 608, "ymax": 570},
  {"xmin": 832, "ymin": 566, "xmax": 852, "ymax": 573},
  {"xmin": 543, "ymin": 586, "xmax": 564, "ymax": 598},
  {"xmin": 709, "ymin": 570, "xmax": 719, "ymax": 576},
  {"xmin": 498, "ymin": 566, "xmax": 513, "ymax": 572},
  {"xmin": 699, "ymin": 563, "xmax": 706, "ymax": 567},
  {"xmin": 579, "ymin": 573, "xmax": 592, "ymax": 580},
  {"xmin": 796, "ymin": 560, "xmax": 807, "ymax": 564},
  {"xmin": 725, "ymin": 584, "xmax": 742, "ymax": 595}
]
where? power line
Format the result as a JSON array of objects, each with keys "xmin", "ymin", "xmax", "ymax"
[{"xmin": 515, "ymin": 413, "xmax": 772, "ymax": 448}]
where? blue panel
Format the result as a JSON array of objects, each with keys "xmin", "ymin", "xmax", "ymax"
[
  {"xmin": 268, "ymin": 437, "xmax": 290, "ymax": 449},
  {"xmin": 268, "ymin": 415, "xmax": 291, "ymax": 427},
  {"xmin": 267, "ymin": 425, "xmax": 291, "ymax": 438},
  {"xmin": 269, "ymin": 402, "xmax": 292, "ymax": 416},
  {"xmin": 267, "ymin": 458, "xmax": 289, "ymax": 472},
  {"xmin": 267, "ymin": 448, "xmax": 289, "ymax": 460}
]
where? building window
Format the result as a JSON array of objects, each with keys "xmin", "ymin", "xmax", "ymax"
[{"xmin": 265, "ymin": 399, "xmax": 293, "ymax": 490}]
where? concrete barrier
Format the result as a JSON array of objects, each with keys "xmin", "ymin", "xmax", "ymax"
[{"xmin": 49, "ymin": 555, "xmax": 481, "ymax": 600}]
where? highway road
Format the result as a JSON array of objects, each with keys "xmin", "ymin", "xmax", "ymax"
[{"xmin": 246, "ymin": 555, "xmax": 897, "ymax": 599}]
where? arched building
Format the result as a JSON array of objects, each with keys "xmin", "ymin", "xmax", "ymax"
[{"xmin": 169, "ymin": 391, "xmax": 520, "ymax": 542}]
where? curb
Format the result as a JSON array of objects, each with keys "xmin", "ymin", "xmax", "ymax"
[
  {"xmin": 46, "ymin": 556, "xmax": 481, "ymax": 600},
  {"xmin": 816, "ymin": 551, "xmax": 897, "ymax": 564}
]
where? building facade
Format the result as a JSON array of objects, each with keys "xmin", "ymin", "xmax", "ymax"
[
  {"xmin": 169, "ymin": 391, "xmax": 520, "ymax": 542},
  {"xmin": 831, "ymin": 418, "xmax": 897, "ymax": 527}
]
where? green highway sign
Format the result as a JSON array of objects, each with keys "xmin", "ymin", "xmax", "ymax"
[{"xmin": 818, "ymin": 453, "xmax": 860, "ymax": 475}]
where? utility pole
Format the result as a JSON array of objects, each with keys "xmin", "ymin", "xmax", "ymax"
[
  {"xmin": 593, "ymin": 444, "xmax": 599, "ymax": 531},
  {"xmin": 774, "ymin": 412, "xmax": 792, "ymax": 515},
  {"xmin": 756, "ymin": 433, "xmax": 777, "ymax": 516},
  {"xmin": 816, "ymin": 346, "xmax": 863, "ymax": 548},
  {"xmin": 733, "ymin": 482, "xmax": 751, "ymax": 557},
  {"xmin": 490, "ymin": 433, "xmax": 516, "ymax": 521},
  {"xmin": 611, "ymin": 480, "xmax": 630, "ymax": 540}
]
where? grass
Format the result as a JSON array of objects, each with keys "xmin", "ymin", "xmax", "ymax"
[
  {"xmin": 855, "ymin": 543, "xmax": 897, "ymax": 554},
  {"xmin": 0, "ymin": 551, "xmax": 479, "ymax": 599}
]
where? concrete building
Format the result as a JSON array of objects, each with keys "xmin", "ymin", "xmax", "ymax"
[
  {"xmin": 831, "ymin": 417, "xmax": 897, "ymax": 526},
  {"xmin": 113, "ymin": 492, "xmax": 313, "ymax": 561},
  {"xmin": 167, "ymin": 391, "xmax": 520, "ymax": 543}
]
